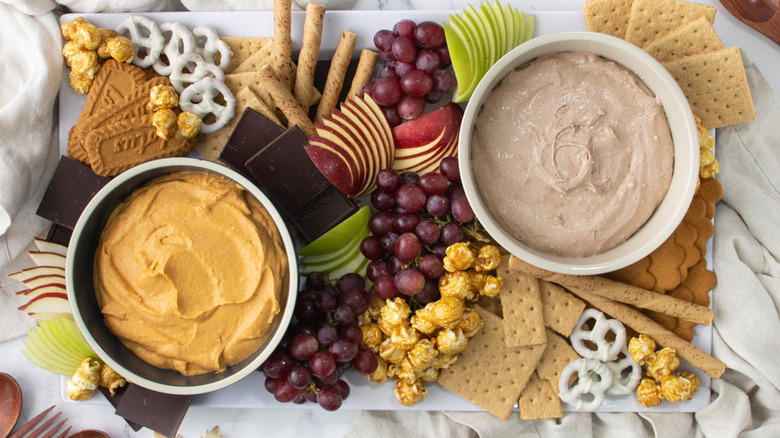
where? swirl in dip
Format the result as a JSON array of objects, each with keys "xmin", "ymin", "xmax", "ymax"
[
  {"xmin": 94, "ymin": 171, "xmax": 288, "ymax": 375},
  {"xmin": 472, "ymin": 51, "xmax": 674, "ymax": 257}
]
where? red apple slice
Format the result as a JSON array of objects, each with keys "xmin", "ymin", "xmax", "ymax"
[
  {"xmin": 326, "ymin": 110, "xmax": 373, "ymax": 187},
  {"xmin": 28, "ymin": 251, "xmax": 66, "ymax": 269},
  {"xmin": 311, "ymin": 126, "xmax": 366, "ymax": 192},
  {"xmin": 305, "ymin": 139, "xmax": 360, "ymax": 197},
  {"xmin": 339, "ymin": 100, "xmax": 384, "ymax": 195},
  {"xmin": 33, "ymin": 238, "xmax": 67, "ymax": 256},
  {"xmin": 9, "ymin": 266, "xmax": 66, "ymax": 282},
  {"xmin": 19, "ymin": 292, "xmax": 70, "ymax": 315},
  {"xmin": 20, "ymin": 273, "xmax": 66, "ymax": 289},
  {"xmin": 393, "ymin": 103, "xmax": 463, "ymax": 173},
  {"xmin": 18, "ymin": 283, "xmax": 67, "ymax": 300},
  {"xmin": 341, "ymin": 95, "xmax": 394, "ymax": 194}
]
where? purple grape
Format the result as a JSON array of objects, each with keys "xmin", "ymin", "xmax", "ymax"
[
  {"xmin": 287, "ymin": 364, "xmax": 312, "ymax": 389},
  {"xmin": 369, "ymin": 211, "xmax": 395, "ymax": 236},
  {"xmin": 414, "ymin": 21, "xmax": 446, "ymax": 49},
  {"xmin": 299, "ymin": 288, "xmax": 317, "ymax": 302},
  {"xmin": 451, "ymin": 195, "xmax": 475, "ymax": 223},
  {"xmin": 366, "ymin": 260, "xmax": 391, "ymax": 282},
  {"xmin": 309, "ymin": 351, "xmax": 337, "ymax": 378},
  {"xmin": 274, "ymin": 378, "xmax": 303, "ymax": 403},
  {"xmin": 329, "ymin": 338, "xmax": 359, "ymax": 363},
  {"xmin": 340, "ymin": 288, "xmax": 370, "ymax": 315},
  {"xmin": 394, "ymin": 212, "xmax": 421, "ymax": 233},
  {"xmin": 418, "ymin": 254, "xmax": 444, "ymax": 279},
  {"xmin": 373, "ymin": 29, "xmax": 396, "ymax": 52},
  {"xmin": 314, "ymin": 368, "xmax": 340, "ymax": 387},
  {"xmin": 396, "ymin": 184, "xmax": 426, "ymax": 212},
  {"xmin": 431, "ymin": 242, "xmax": 448, "ymax": 259},
  {"xmin": 292, "ymin": 394, "xmax": 307, "ymax": 404},
  {"xmin": 360, "ymin": 81, "xmax": 374, "ymax": 96},
  {"xmin": 294, "ymin": 296, "xmax": 321, "ymax": 325},
  {"xmin": 316, "ymin": 388, "xmax": 343, "ymax": 411},
  {"xmin": 415, "ymin": 49, "xmax": 440, "ymax": 73},
  {"xmin": 394, "ymin": 232, "xmax": 421, "ymax": 264},
  {"xmin": 400, "ymin": 69, "xmax": 433, "ymax": 98},
  {"xmin": 351, "ymin": 346, "xmax": 379, "ymax": 374},
  {"xmin": 333, "ymin": 305, "xmax": 356, "ymax": 325},
  {"xmin": 289, "ymin": 333, "xmax": 318, "ymax": 360},
  {"xmin": 264, "ymin": 376, "xmax": 279, "ymax": 394},
  {"xmin": 426, "ymin": 193, "xmax": 450, "ymax": 217},
  {"xmin": 372, "ymin": 77, "xmax": 402, "ymax": 106},
  {"xmin": 336, "ymin": 273, "xmax": 365, "ymax": 295},
  {"xmin": 387, "ymin": 256, "xmax": 403, "ymax": 274},
  {"xmin": 331, "ymin": 379, "xmax": 351, "ymax": 400},
  {"xmin": 424, "ymin": 88, "xmax": 443, "ymax": 104},
  {"xmin": 440, "ymin": 222, "xmax": 465, "ymax": 245},
  {"xmin": 433, "ymin": 69, "xmax": 456, "ymax": 93},
  {"xmin": 415, "ymin": 221, "xmax": 440, "ymax": 245},
  {"xmin": 340, "ymin": 324, "xmax": 363, "ymax": 344},
  {"xmin": 418, "ymin": 172, "xmax": 449, "ymax": 195},
  {"xmin": 446, "ymin": 183, "xmax": 465, "ymax": 200},
  {"xmin": 400, "ymin": 172, "xmax": 420, "ymax": 186},
  {"xmin": 378, "ymin": 64, "xmax": 397, "ymax": 79},
  {"xmin": 383, "ymin": 105, "xmax": 402, "ymax": 128},
  {"xmin": 392, "ymin": 36, "xmax": 417, "ymax": 63},
  {"xmin": 360, "ymin": 236, "xmax": 383, "ymax": 260},
  {"xmin": 395, "ymin": 268, "xmax": 425, "ymax": 295},
  {"xmin": 305, "ymin": 272, "xmax": 326, "ymax": 290},
  {"xmin": 439, "ymin": 156, "xmax": 460, "ymax": 182},
  {"xmin": 437, "ymin": 45, "xmax": 451, "ymax": 66},
  {"xmin": 397, "ymin": 95, "xmax": 426, "ymax": 120},
  {"xmin": 303, "ymin": 388, "xmax": 318, "ymax": 403},
  {"xmin": 415, "ymin": 279, "xmax": 441, "ymax": 304},
  {"xmin": 317, "ymin": 322, "xmax": 339, "ymax": 347},
  {"xmin": 395, "ymin": 61, "xmax": 415, "ymax": 78},
  {"xmin": 376, "ymin": 168, "xmax": 401, "ymax": 193},
  {"xmin": 380, "ymin": 232, "xmax": 400, "ymax": 254},
  {"xmin": 371, "ymin": 190, "xmax": 396, "ymax": 211},
  {"xmin": 317, "ymin": 287, "xmax": 338, "ymax": 313},
  {"xmin": 378, "ymin": 50, "xmax": 395, "ymax": 62},
  {"xmin": 393, "ymin": 19, "xmax": 416, "ymax": 39},
  {"xmin": 373, "ymin": 275, "xmax": 399, "ymax": 299}
]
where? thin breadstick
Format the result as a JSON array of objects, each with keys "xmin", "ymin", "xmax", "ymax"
[
  {"xmin": 563, "ymin": 287, "xmax": 725, "ymax": 379},
  {"xmin": 315, "ymin": 30, "xmax": 356, "ymax": 123},
  {"xmin": 257, "ymin": 65, "xmax": 315, "ymax": 136},
  {"xmin": 508, "ymin": 256, "xmax": 713, "ymax": 326},
  {"xmin": 272, "ymin": 0, "xmax": 294, "ymax": 88},
  {"xmin": 294, "ymin": 2, "xmax": 326, "ymax": 110},
  {"xmin": 348, "ymin": 49, "xmax": 379, "ymax": 97}
]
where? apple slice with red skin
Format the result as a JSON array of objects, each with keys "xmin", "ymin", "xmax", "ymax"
[
  {"xmin": 18, "ymin": 283, "xmax": 67, "ymax": 300},
  {"xmin": 310, "ymin": 126, "xmax": 366, "ymax": 192},
  {"xmin": 33, "ymin": 238, "xmax": 67, "ymax": 256},
  {"xmin": 27, "ymin": 251, "xmax": 65, "ymax": 269},
  {"xmin": 305, "ymin": 139, "xmax": 360, "ymax": 197},
  {"xmin": 326, "ymin": 110, "xmax": 374, "ymax": 190},
  {"xmin": 19, "ymin": 274, "xmax": 66, "ymax": 290},
  {"xmin": 19, "ymin": 292, "xmax": 70, "ymax": 315},
  {"xmin": 392, "ymin": 102, "xmax": 463, "ymax": 174},
  {"xmin": 346, "ymin": 96, "xmax": 394, "ymax": 170},
  {"xmin": 339, "ymin": 99, "xmax": 387, "ymax": 195},
  {"xmin": 9, "ymin": 266, "xmax": 66, "ymax": 282}
]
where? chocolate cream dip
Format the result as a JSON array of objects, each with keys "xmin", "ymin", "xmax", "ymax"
[{"xmin": 472, "ymin": 51, "xmax": 673, "ymax": 257}]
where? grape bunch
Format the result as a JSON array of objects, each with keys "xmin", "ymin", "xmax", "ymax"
[
  {"xmin": 260, "ymin": 272, "xmax": 379, "ymax": 411},
  {"xmin": 361, "ymin": 157, "xmax": 478, "ymax": 302},
  {"xmin": 366, "ymin": 19, "xmax": 457, "ymax": 124}
]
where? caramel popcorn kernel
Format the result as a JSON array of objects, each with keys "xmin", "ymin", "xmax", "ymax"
[
  {"xmin": 481, "ymin": 275, "xmax": 502, "ymax": 297},
  {"xmin": 443, "ymin": 242, "xmax": 476, "ymax": 272},
  {"xmin": 394, "ymin": 379, "xmax": 427, "ymax": 407},
  {"xmin": 467, "ymin": 270, "xmax": 487, "ymax": 294},
  {"xmin": 430, "ymin": 353, "xmax": 458, "ymax": 370},
  {"xmin": 152, "ymin": 109, "xmax": 177, "ymax": 141},
  {"xmin": 148, "ymin": 84, "xmax": 180, "ymax": 111},
  {"xmin": 439, "ymin": 270, "xmax": 473, "ymax": 300},
  {"xmin": 661, "ymin": 372, "xmax": 700, "ymax": 402},
  {"xmin": 645, "ymin": 347, "xmax": 680, "ymax": 381},
  {"xmin": 177, "ymin": 111, "xmax": 202, "ymax": 139},
  {"xmin": 62, "ymin": 41, "xmax": 83, "ymax": 66},
  {"xmin": 70, "ymin": 50, "xmax": 99, "ymax": 79},
  {"xmin": 379, "ymin": 297, "xmax": 411, "ymax": 334},
  {"xmin": 365, "ymin": 357, "xmax": 389, "ymax": 383},
  {"xmin": 436, "ymin": 327, "xmax": 468, "ymax": 356},
  {"xmin": 628, "ymin": 335, "xmax": 656, "ymax": 366},
  {"xmin": 431, "ymin": 296, "xmax": 465, "ymax": 329},
  {"xmin": 410, "ymin": 311, "xmax": 437, "ymax": 336},
  {"xmin": 420, "ymin": 366, "xmax": 440, "ymax": 382},
  {"xmin": 73, "ymin": 21, "xmax": 102, "ymax": 51},
  {"xmin": 106, "ymin": 36, "xmax": 134, "ymax": 63},
  {"xmin": 389, "ymin": 322, "xmax": 421, "ymax": 351},
  {"xmin": 636, "ymin": 377, "xmax": 663, "ymax": 407},
  {"xmin": 379, "ymin": 337, "xmax": 408, "ymax": 364},
  {"xmin": 98, "ymin": 363, "xmax": 127, "ymax": 396},
  {"xmin": 368, "ymin": 295, "xmax": 384, "ymax": 321},
  {"xmin": 407, "ymin": 339, "xmax": 438, "ymax": 370},
  {"xmin": 66, "ymin": 357, "xmax": 100, "ymax": 401},
  {"xmin": 475, "ymin": 245, "xmax": 501, "ymax": 272},
  {"xmin": 62, "ymin": 17, "xmax": 89, "ymax": 40},
  {"xmin": 69, "ymin": 70, "xmax": 93, "ymax": 95},
  {"xmin": 457, "ymin": 308, "xmax": 483, "ymax": 338},
  {"xmin": 360, "ymin": 323, "xmax": 383, "ymax": 353}
]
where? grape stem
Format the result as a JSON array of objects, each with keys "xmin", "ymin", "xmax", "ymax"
[{"xmin": 463, "ymin": 218, "xmax": 490, "ymax": 243}]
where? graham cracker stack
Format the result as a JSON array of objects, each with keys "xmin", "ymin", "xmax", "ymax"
[{"xmin": 583, "ymin": 0, "xmax": 635, "ymax": 38}]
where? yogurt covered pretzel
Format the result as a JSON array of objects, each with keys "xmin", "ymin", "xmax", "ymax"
[
  {"xmin": 193, "ymin": 26, "xmax": 232, "ymax": 71},
  {"xmin": 559, "ymin": 358, "xmax": 614, "ymax": 411},
  {"xmin": 179, "ymin": 77, "xmax": 235, "ymax": 134},
  {"xmin": 153, "ymin": 22, "xmax": 196, "ymax": 76},
  {"xmin": 605, "ymin": 348, "xmax": 642, "ymax": 395},
  {"xmin": 569, "ymin": 308, "xmax": 626, "ymax": 362},
  {"xmin": 117, "ymin": 15, "xmax": 163, "ymax": 68},
  {"xmin": 169, "ymin": 52, "xmax": 225, "ymax": 94}
]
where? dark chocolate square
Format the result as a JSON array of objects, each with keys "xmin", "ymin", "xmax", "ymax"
[
  {"xmin": 45, "ymin": 223, "xmax": 73, "ymax": 247},
  {"xmin": 36, "ymin": 156, "xmax": 111, "ymax": 229},
  {"xmin": 219, "ymin": 108, "xmax": 285, "ymax": 180},
  {"xmin": 291, "ymin": 185, "xmax": 359, "ymax": 242},
  {"xmin": 114, "ymin": 384, "xmax": 193, "ymax": 438}
]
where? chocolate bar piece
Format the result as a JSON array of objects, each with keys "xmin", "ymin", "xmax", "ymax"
[
  {"xmin": 292, "ymin": 185, "xmax": 359, "ymax": 242},
  {"xmin": 97, "ymin": 385, "xmax": 142, "ymax": 431},
  {"xmin": 114, "ymin": 383, "xmax": 193, "ymax": 438},
  {"xmin": 36, "ymin": 156, "xmax": 111, "ymax": 229},
  {"xmin": 245, "ymin": 126, "xmax": 331, "ymax": 217},
  {"xmin": 219, "ymin": 108, "xmax": 285, "ymax": 179},
  {"xmin": 45, "ymin": 223, "xmax": 73, "ymax": 247}
]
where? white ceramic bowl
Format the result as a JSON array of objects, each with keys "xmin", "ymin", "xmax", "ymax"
[
  {"xmin": 459, "ymin": 32, "xmax": 699, "ymax": 275},
  {"xmin": 66, "ymin": 157, "xmax": 298, "ymax": 395}
]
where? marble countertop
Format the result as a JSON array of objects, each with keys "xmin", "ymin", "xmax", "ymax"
[{"xmin": 1, "ymin": 1, "xmax": 778, "ymax": 437}]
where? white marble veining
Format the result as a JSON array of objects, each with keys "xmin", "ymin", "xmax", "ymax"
[{"xmin": 2, "ymin": 1, "xmax": 779, "ymax": 437}]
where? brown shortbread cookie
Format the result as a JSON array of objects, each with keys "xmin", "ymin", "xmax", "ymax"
[
  {"xmin": 656, "ymin": 259, "xmax": 716, "ymax": 340},
  {"xmin": 604, "ymin": 256, "xmax": 656, "ymax": 291},
  {"xmin": 698, "ymin": 177, "xmax": 723, "ymax": 219},
  {"xmin": 648, "ymin": 236, "xmax": 686, "ymax": 293},
  {"xmin": 83, "ymin": 114, "xmax": 195, "ymax": 177},
  {"xmin": 68, "ymin": 60, "xmax": 147, "ymax": 163}
]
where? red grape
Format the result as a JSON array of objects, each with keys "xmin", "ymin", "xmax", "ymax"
[
  {"xmin": 287, "ymin": 364, "xmax": 312, "ymax": 389},
  {"xmin": 340, "ymin": 324, "xmax": 364, "ymax": 344},
  {"xmin": 426, "ymin": 193, "xmax": 450, "ymax": 217},
  {"xmin": 373, "ymin": 275, "xmax": 399, "ymax": 299},
  {"xmin": 397, "ymin": 95, "xmax": 426, "ymax": 120},
  {"xmin": 372, "ymin": 77, "xmax": 402, "ymax": 106},
  {"xmin": 340, "ymin": 288, "xmax": 370, "ymax": 315},
  {"xmin": 415, "ymin": 221, "xmax": 440, "ymax": 245},
  {"xmin": 314, "ymin": 368, "xmax": 340, "ymax": 387},
  {"xmin": 387, "ymin": 256, "xmax": 403, "ymax": 274},
  {"xmin": 336, "ymin": 273, "xmax": 365, "ymax": 295},
  {"xmin": 317, "ymin": 287, "xmax": 338, "ymax": 312},
  {"xmin": 396, "ymin": 184, "xmax": 426, "ymax": 212},
  {"xmin": 380, "ymin": 232, "xmax": 400, "ymax": 254},
  {"xmin": 439, "ymin": 156, "xmax": 461, "ymax": 182},
  {"xmin": 331, "ymin": 379, "xmax": 351, "ymax": 400},
  {"xmin": 262, "ymin": 351, "xmax": 294, "ymax": 379},
  {"xmin": 333, "ymin": 305, "xmax": 355, "ymax": 325},
  {"xmin": 316, "ymin": 388, "xmax": 343, "ymax": 411},
  {"xmin": 379, "ymin": 64, "xmax": 397, "ymax": 79},
  {"xmin": 433, "ymin": 69, "xmax": 456, "ymax": 93},
  {"xmin": 447, "ymin": 183, "xmax": 465, "ymax": 200},
  {"xmin": 437, "ymin": 45, "xmax": 451, "ymax": 66},
  {"xmin": 274, "ymin": 378, "xmax": 303, "ymax": 403},
  {"xmin": 289, "ymin": 333, "xmax": 318, "ymax": 360},
  {"xmin": 395, "ymin": 61, "xmax": 415, "ymax": 78},
  {"xmin": 451, "ymin": 195, "xmax": 475, "ymax": 223},
  {"xmin": 264, "ymin": 376, "xmax": 278, "ymax": 394},
  {"xmin": 294, "ymin": 296, "xmax": 321, "ymax": 325},
  {"xmin": 400, "ymin": 172, "xmax": 420, "ymax": 186},
  {"xmin": 400, "ymin": 70, "xmax": 433, "ymax": 97},
  {"xmin": 418, "ymin": 172, "xmax": 449, "ymax": 195},
  {"xmin": 415, "ymin": 49, "xmax": 440, "ymax": 73},
  {"xmin": 378, "ymin": 50, "xmax": 395, "ymax": 62},
  {"xmin": 424, "ymin": 88, "xmax": 443, "ymax": 103},
  {"xmin": 440, "ymin": 222, "xmax": 465, "ymax": 245},
  {"xmin": 360, "ymin": 81, "xmax": 374, "ymax": 96},
  {"xmin": 309, "ymin": 351, "xmax": 337, "ymax": 378},
  {"xmin": 392, "ymin": 36, "xmax": 417, "ymax": 63},
  {"xmin": 366, "ymin": 260, "xmax": 391, "ymax": 282},
  {"xmin": 376, "ymin": 168, "xmax": 401, "ymax": 193},
  {"xmin": 371, "ymin": 190, "xmax": 396, "ymax": 210},
  {"xmin": 394, "ymin": 212, "xmax": 421, "ymax": 233},
  {"xmin": 393, "ymin": 19, "xmax": 416, "ymax": 39},
  {"xmin": 317, "ymin": 322, "xmax": 338, "ymax": 347},
  {"xmin": 305, "ymin": 272, "xmax": 326, "ymax": 290},
  {"xmin": 369, "ymin": 211, "xmax": 395, "ymax": 236},
  {"xmin": 418, "ymin": 254, "xmax": 444, "ymax": 279},
  {"xmin": 414, "ymin": 21, "xmax": 446, "ymax": 48},
  {"xmin": 394, "ymin": 268, "xmax": 425, "ymax": 295},
  {"xmin": 360, "ymin": 235, "xmax": 383, "ymax": 260},
  {"xmin": 394, "ymin": 232, "xmax": 421, "ymax": 263},
  {"xmin": 373, "ymin": 29, "xmax": 396, "ymax": 52},
  {"xmin": 303, "ymin": 389, "xmax": 318, "ymax": 403},
  {"xmin": 415, "ymin": 279, "xmax": 441, "ymax": 304},
  {"xmin": 329, "ymin": 338, "xmax": 359, "ymax": 362},
  {"xmin": 352, "ymin": 346, "xmax": 379, "ymax": 374},
  {"xmin": 383, "ymin": 105, "xmax": 402, "ymax": 127}
]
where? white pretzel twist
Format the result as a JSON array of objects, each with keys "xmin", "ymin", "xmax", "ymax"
[
  {"xmin": 569, "ymin": 308, "xmax": 626, "ymax": 362},
  {"xmin": 179, "ymin": 77, "xmax": 235, "ymax": 134},
  {"xmin": 153, "ymin": 22, "xmax": 196, "ymax": 76},
  {"xmin": 170, "ymin": 52, "xmax": 225, "ymax": 94},
  {"xmin": 605, "ymin": 348, "xmax": 642, "ymax": 395},
  {"xmin": 193, "ymin": 26, "xmax": 232, "ymax": 71},
  {"xmin": 558, "ymin": 358, "xmax": 613, "ymax": 411},
  {"xmin": 117, "ymin": 15, "xmax": 163, "ymax": 69}
]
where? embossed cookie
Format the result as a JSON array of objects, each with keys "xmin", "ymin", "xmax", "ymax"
[
  {"xmin": 68, "ymin": 60, "xmax": 147, "ymax": 163},
  {"xmin": 83, "ymin": 114, "xmax": 195, "ymax": 177}
]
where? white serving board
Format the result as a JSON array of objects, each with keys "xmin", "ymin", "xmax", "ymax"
[{"xmin": 59, "ymin": 10, "xmax": 712, "ymax": 413}]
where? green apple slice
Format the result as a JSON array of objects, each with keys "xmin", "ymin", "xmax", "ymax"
[
  {"xmin": 524, "ymin": 14, "xmax": 535, "ymax": 41},
  {"xmin": 445, "ymin": 22, "xmax": 474, "ymax": 103},
  {"xmin": 300, "ymin": 238, "xmax": 364, "ymax": 275},
  {"xmin": 484, "ymin": 1, "xmax": 506, "ymax": 60},
  {"xmin": 328, "ymin": 251, "xmax": 370, "ymax": 279},
  {"xmin": 21, "ymin": 317, "xmax": 98, "ymax": 376},
  {"xmin": 298, "ymin": 205, "xmax": 370, "ymax": 257},
  {"xmin": 450, "ymin": 14, "xmax": 484, "ymax": 101},
  {"xmin": 467, "ymin": 4, "xmax": 497, "ymax": 66}
]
